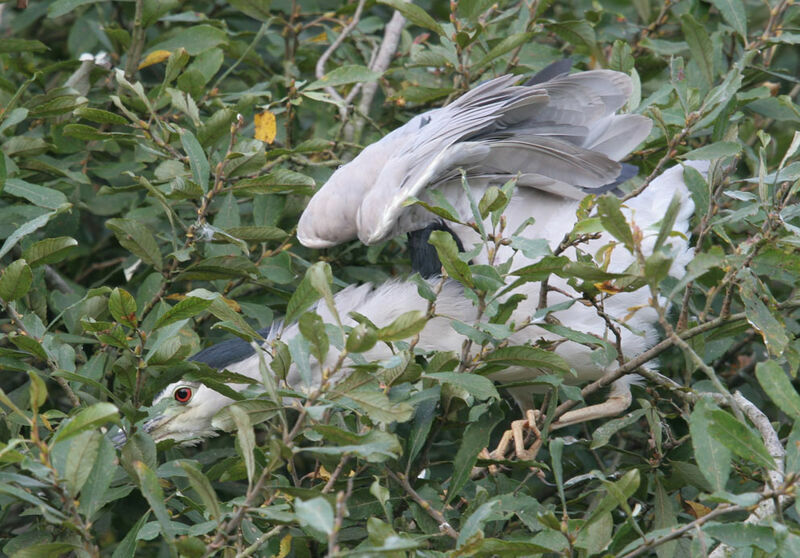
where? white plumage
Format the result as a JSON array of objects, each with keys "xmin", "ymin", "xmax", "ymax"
[{"xmin": 143, "ymin": 66, "xmax": 703, "ymax": 446}]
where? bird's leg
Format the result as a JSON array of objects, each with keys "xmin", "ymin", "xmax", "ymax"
[{"xmin": 550, "ymin": 382, "xmax": 633, "ymax": 430}]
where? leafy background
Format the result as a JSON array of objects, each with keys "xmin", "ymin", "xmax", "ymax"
[{"xmin": 1, "ymin": 0, "xmax": 800, "ymax": 556}]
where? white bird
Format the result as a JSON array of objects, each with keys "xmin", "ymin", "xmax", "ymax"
[{"xmin": 141, "ymin": 65, "xmax": 701, "ymax": 456}]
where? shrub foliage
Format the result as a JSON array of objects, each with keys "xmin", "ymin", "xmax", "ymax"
[{"xmin": 1, "ymin": 0, "xmax": 800, "ymax": 556}]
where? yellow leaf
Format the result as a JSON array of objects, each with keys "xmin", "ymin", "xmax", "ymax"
[
  {"xmin": 683, "ymin": 499, "xmax": 711, "ymax": 519},
  {"xmin": 254, "ymin": 110, "xmax": 277, "ymax": 144},
  {"xmin": 138, "ymin": 50, "xmax": 172, "ymax": 69},
  {"xmin": 594, "ymin": 281, "xmax": 622, "ymax": 294},
  {"xmin": 272, "ymin": 534, "xmax": 292, "ymax": 558},
  {"xmin": 317, "ymin": 465, "xmax": 331, "ymax": 481}
]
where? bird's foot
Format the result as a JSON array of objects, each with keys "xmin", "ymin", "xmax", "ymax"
[{"xmin": 475, "ymin": 409, "xmax": 543, "ymax": 476}]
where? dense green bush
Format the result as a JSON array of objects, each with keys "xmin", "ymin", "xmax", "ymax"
[{"xmin": 1, "ymin": 0, "xmax": 800, "ymax": 556}]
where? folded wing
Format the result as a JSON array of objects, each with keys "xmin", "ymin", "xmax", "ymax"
[{"xmin": 297, "ymin": 66, "xmax": 652, "ymax": 248}]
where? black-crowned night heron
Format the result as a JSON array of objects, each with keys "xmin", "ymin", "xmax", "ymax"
[{"xmin": 142, "ymin": 64, "xmax": 702, "ymax": 455}]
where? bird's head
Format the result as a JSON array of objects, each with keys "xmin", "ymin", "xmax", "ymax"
[{"xmin": 142, "ymin": 380, "xmax": 235, "ymax": 445}]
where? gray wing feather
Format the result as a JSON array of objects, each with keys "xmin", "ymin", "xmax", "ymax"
[{"xmin": 298, "ymin": 67, "xmax": 651, "ymax": 248}]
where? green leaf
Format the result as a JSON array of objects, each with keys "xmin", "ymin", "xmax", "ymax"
[
  {"xmin": 180, "ymin": 130, "xmax": 210, "ymax": 190},
  {"xmin": 134, "ymin": 461, "xmax": 177, "ymax": 552},
  {"xmin": 708, "ymin": 409, "xmax": 776, "ymax": 470},
  {"xmin": 300, "ymin": 428, "xmax": 402, "ymax": 462},
  {"xmin": 74, "ymin": 106, "xmax": 128, "ymax": 125},
  {"xmin": 211, "ymin": 399, "xmax": 280, "ymax": 431},
  {"xmin": 306, "ymin": 65, "xmax": 382, "ymax": 91},
  {"xmin": 590, "ymin": 409, "xmax": 647, "ymax": 449},
  {"xmin": 223, "ymin": 226, "xmax": 287, "ymax": 241},
  {"xmin": 447, "ymin": 404, "xmax": 503, "ymax": 504},
  {"xmin": 4, "ymin": 178, "xmax": 68, "ymax": 210},
  {"xmin": 153, "ymin": 296, "xmax": 213, "ymax": 330},
  {"xmin": 740, "ymin": 281, "xmax": 789, "ymax": 356},
  {"xmin": 229, "ymin": 0, "xmax": 272, "ymax": 21},
  {"xmin": 376, "ymin": 310, "xmax": 428, "ymax": 342},
  {"xmin": 560, "ymin": 261, "xmax": 628, "ymax": 282},
  {"xmin": 336, "ymin": 388, "xmax": 414, "ymax": 424},
  {"xmin": 511, "ymin": 255, "xmax": 571, "ymax": 280},
  {"xmin": 597, "ymin": 195, "xmax": 633, "ymax": 250},
  {"xmin": 62, "ymin": 124, "xmax": 112, "ymax": 141},
  {"xmin": 150, "ymin": 24, "xmax": 228, "ymax": 55},
  {"xmin": 703, "ymin": 523, "xmax": 777, "ymax": 553},
  {"xmin": 9, "ymin": 333, "xmax": 48, "ymax": 361},
  {"xmin": 0, "ymin": 39, "xmax": 47, "ymax": 53},
  {"xmin": 428, "ymin": 230, "xmax": 474, "ymax": 287},
  {"xmin": 756, "ymin": 360, "xmax": 800, "ymax": 421},
  {"xmin": 64, "ymin": 430, "xmax": 101, "ymax": 496},
  {"xmin": 180, "ymin": 461, "xmax": 222, "ymax": 520},
  {"xmin": 683, "ymin": 165, "xmax": 710, "ymax": 217},
  {"xmin": 545, "ymin": 20, "xmax": 597, "ymax": 50},
  {"xmin": 28, "ymin": 370, "xmax": 47, "ymax": 410},
  {"xmin": 298, "ymin": 312, "xmax": 329, "ymax": 363},
  {"xmin": 307, "ymin": 260, "xmax": 339, "ymax": 325},
  {"xmin": 0, "ymin": 208, "xmax": 70, "ymax": 261},
  {"xmin": 345, "ymin": 322, "xmax": 378, "ymax": 353},
  {"xmin": 177, "ymin": 256, "xmax": 258, "ymax": 281},
  {"xmin": 295, "ymin": 497, "xmax": 334, "ymax": 535},
  {"xmin": 474, "ymin": 32, "xmax": 535, "ymax": 69},
  {"xmin": 609, "ymin": 40, "xmax": 634, "ymax": 73},
  {"xmin": 653, "ymin": 194, "xmax": 681, "ymax": 252},
  {"xmin": 683, "ymin": 141, "xmax": 741, "ymax": 160},
  {"xmin": 108, "ymin": 287, "xmax": 138, "ymax": 328},
  {"xmin": 708, "ymin": 0, "xmax": 747, "ymax": 38},
  {"xmin": 106, "ymin": 218, "xmax": 163, "ymax": 271},
  {"xmin": 10, "ymin": 543, "xmax": 79, "ymax": 558},
  {"xmin": 377, "ymin": 0, "xmax": 446, "ymax": 36},
  {"xmin": 585, "ymin": 469, "xmax": 640, "ymax": 527},
  {"xmin": 680, "ymin": 14, "xmax": 714, "ymax": 88},
  {"xmin": 111, "ymin": 512, "xmax": 149, "ymax": 558},
  {"xmin": 47, "ymin": 0, "xmax": 104, "ymax": 17},
  {"xmin": 232, "ymin": 169, "xmax": 315, "ymax": 195},
  {"xmin": 78, "ymin": 436, "xmax": 116, "ymax": 520},
  {"xmin": 689, "ymin": 398, "xmax": 731, "ymax": 492},
  {"xmin": 21, "ymin": 237, "xmax": 77, "ymax": 267},
  {"xmin": 230, "ymin": 405, "xmax": 256, "ymax": 487},
  {"xmin": 406, "ymin": 388, "xmax": 439, "ymax": 466},
  {"xmin": 424, "ymin": 372, "xmax": 500, "ymax": 401},
  {"xmin": 54, "ymin": 403, "xmax": 120, "ymax": 442},
  {"xmin": 481, "ymin": 346, "xmax": 570, "ymax": 374},
  {"xmin": 284, "ymin": 269, "xmax": 323, "ymax": 326},
  {"xmin": 0, "ymin": 259, "xmax": 33, "ymax": 302}
]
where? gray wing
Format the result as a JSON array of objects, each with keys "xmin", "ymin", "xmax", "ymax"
[{"xmin": 298, "ymin": 68, "xmax": 652, "ymax": 248}]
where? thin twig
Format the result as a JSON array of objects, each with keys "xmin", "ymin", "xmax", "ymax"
[
  {"xmin": 386, "ymin": 469, "xmax": 459, "ymax": 540},
  {"xmin": 620, "ymin": 503, "xmax": 747, "ymax": 558},
  {"xmin": 1, "ymin": 300, "xmax": 80, "ymax": 407},
  {"xmin": 315, "ymin": 0, "xmax": 368, "ymax": 123},
  {"xmin": 123, "ymin": 0, "xmax": 146, "ymax": 80},
  {"xmin": 346, "ymin": 8, "xmax": 407, "ymax": 142},
  {"xmin": 552, "ymin": 299, "xmax": 800, "ymax": 420}
]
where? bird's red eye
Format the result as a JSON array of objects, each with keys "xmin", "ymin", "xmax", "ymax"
[{"xmin": 174, "ymin": 387, "xmax": 192, "ymax": 403}]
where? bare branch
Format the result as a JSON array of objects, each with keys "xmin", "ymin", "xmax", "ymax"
[
  {"xmin": 345, "ymin": 9, "xmax": 407, "ymax": 142},
  {"xmin": 315, "ymin": 0, "xmax": 368, "ymax": 122}
]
